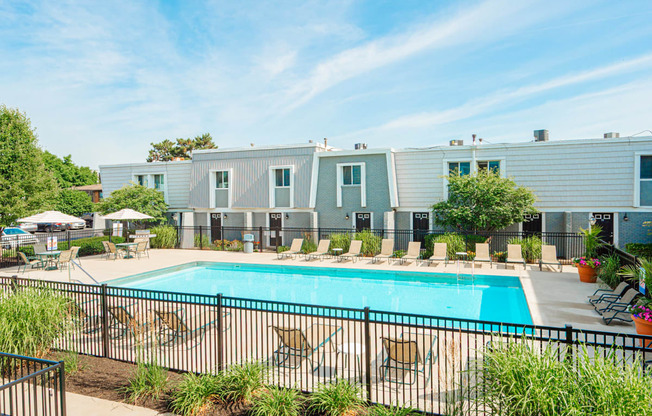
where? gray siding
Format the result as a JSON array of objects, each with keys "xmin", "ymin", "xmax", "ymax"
[{"xmin": 315, "ymin": 154, "xmax": 391, "ymax": 229}]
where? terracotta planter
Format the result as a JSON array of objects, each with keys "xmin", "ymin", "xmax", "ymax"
[
  {"xmin": 633, "ymin": 316, "xmax": 652, "ymax": 347},
  {"xmin": 577, "ymin": 263, "xmax": 598, "ymax": 283}
]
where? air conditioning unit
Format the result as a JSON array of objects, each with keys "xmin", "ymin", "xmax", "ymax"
[
  {"xmin": 534, "ymin": 129, "xmax": 549, "ymax": 142},
  {"xmin": 449, "ymin": 140, "xmax": 464, "ymax": 146},
  {"xmin": 354, "ymin": 143, "xmax": 367, "ymax": 150},
  {"xmin": 604, "ymin": 132, "xmax": 620, "ymax": 138}
]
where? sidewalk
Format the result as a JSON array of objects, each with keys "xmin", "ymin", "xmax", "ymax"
[{"xmin": 67, "ymin": 391, "xmax": 175, "ymax": 416}]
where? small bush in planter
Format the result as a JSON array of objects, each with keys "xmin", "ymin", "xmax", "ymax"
[
  {"xmin": 251, "ymin": 386, "xmax": 303, "ymax": 416},
  {"xmin": 308, "ymin": 379, "xmax": 365, "ymax": 416},
  {"xmin": 122, "ymin": 361, "xmax": 169, "ymax": 405},
  {"xmin": 596, "ymin": 254, "xmax": 621, "ymax": 288},
  {"xmin": 492, "ymin": 251, "xmax": 507, "ymax": 262},
  {"xmin": 301, "ymin": 237, "xmax": 318, "ymax": 254},
  {"xmin": 171, "ymin": 373, "xmax": 221, "ymax": 416}
]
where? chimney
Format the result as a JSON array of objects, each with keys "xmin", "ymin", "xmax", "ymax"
[
  {"xmin": 479, "ymin": 138, "xmax": 483, "ymax": 145},
  {"xmin": 534, "ymin": 129, "xmax": 549, "ymax": 142},
  {"xmin": 449, "ymin": 139, "xmax": 464, "ymax": 146},
  {"xmin": 324, "ymin": 138, "xmax": 328, "ymax": 147},
  {"xmin": 604, "ymin": 132, "xmax": 620, "ymax": 139},
  {"xmin": 354, "ymin": 143, "xmax": 367, "ymax": 150},
  {"xmin": 472, "ymin": 134, "xmax": 477, "ymax": 145}
]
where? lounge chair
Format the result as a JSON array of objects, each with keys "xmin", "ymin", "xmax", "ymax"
[
  {"xmin": 506, "ymin": 244, "xmax": 526, "ymax": 270},
  {"xmin": 305, "ymin": 239, "xmax": 330, "ymax": 261},
  {"xmin": 539, "ymin": 245, "xmax": 561, "ymax": 272},
  {"xmin": 277, "ymin": 238, "xmax": 303, "ymax": 260},
  {"xmin": 393, "ymin": 242, "xmax": 421, "ymax": 265},
  {"xmin": 372, "ymin": 239, "xmax": 394, "ymax": 264},
  {"xmin": 421, "ymin": 242, "xmax": 448, "ymax": 266},
  {"xmin": 18, "ymin": 251, "xmax": 44, "ymax": 273},
  {"xmin": 107, "ymin": 305, "xmax": 148, "ymax": 340},
  {"xmin": 337, "ymin": 240, "xmax": 362, "ymax": 263},
  {"xmin": 154, "ymin": 308, "xmax": 227, "ymax": 349},
  {"xmin": 588, "ymin": 282, "xmax": 629, "ymax": 305},
  {"xmin": 56, "ymin": 249, "xmax": 74, "ymax": 271},
  {"xmin": 594, "ymin": 288, "xmax": 640, "ymax": 314},
  {"xmin": 68, "ymin": 298, "xmax": 101, "ymax": 334},
  {"xmin": 271, "ymin": 323, "xmax": 342, "ymax": 372},
  {"xmin": 380, "ymin": 331, "xmax": 438, "ymax": 385},
  {"xmin": 473, "ymin": 243, "xmax": 492, "ymax": 268}
]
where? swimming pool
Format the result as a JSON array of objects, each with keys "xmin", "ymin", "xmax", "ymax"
[{"xmin": 110, "ymin": 262, "xmax": 533, "ymax": 325}]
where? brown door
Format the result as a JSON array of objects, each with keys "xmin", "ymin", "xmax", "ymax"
[
  {"xmin": 269, "ymin": 213, "xmax": 283, "ymax": 246},
  {"xmin": 210, "ymin": 213, "xmax": 222, "ymax": 241}
]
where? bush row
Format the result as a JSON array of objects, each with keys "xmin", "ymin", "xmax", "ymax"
[{"xmin": 625, "ymin": 243, "xmax": 652, "ymax": 259}]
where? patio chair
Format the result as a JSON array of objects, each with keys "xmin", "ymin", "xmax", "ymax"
[
  {"xmin": 277, "ymin": 238, "xmax": 303, "ymax": 260},
  {"xmin": 393, "ymin": 241, "xmax": 421, "ymax": 265},
  {"xmin": 372, "ymin": 239, "xmax": 394, "ymax": 264},
  {"xmin": 34, "ymin": 242, "xmax": 46, "ymax": 254},
  {"xmin": 588, "ymin": 282, "xmax": 630, "ymax": 305},
  {"xmin": 106, "ymin": 241, "xmax": 124, "ymax": 260},
  {"xmin": 506, "ymin": 244, "xmax": 526, "ymax": 270},
  {"xmin": 271, "ymin": 323, "xmax": 342, "ymax": 372},
  {"xmin": 305, "ymin": 239, "xmax": 330, "ymax": 261},
  {"xmin": 17, "ymin": 251, "xmax": 44, "ymax": 273},
  {"xmin": 107, "ymin": 305, "xmax": 148, "ymax": 340},
  {"xmin": 421, "ymin": 242, "xmax": 448, "ymax": 266},
  {"xmin": 154, "ymin": 308, "xmax": 229, "ymax": 349},
  {"xmin": 56, "ymin": 249, "xmax": 74, "ymax": 271},
  {"xmin": 473, "ymin": 243, "xmax": 492, "ymax": 268},
  {"xmin": 380, "ymin": 331, "xmax": 438, "ymax": 385},
  {"xmin": 539, "ymin": 245, "xmax": 561, "ymax": 272},
  {"xmin": 337, "ymin": 240, "xmax": 362, "ymax": 263},
  {"xmin": 594, "ymin": 288, "xmax": 640, "ymax": 314},
  {"xmin": 70, "ymin": 245, "xmax": 81, "ymax": 265}
]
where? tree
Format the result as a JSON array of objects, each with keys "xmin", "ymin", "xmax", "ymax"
[
  {"xmin": 42, "ymin": 151, "xmax": 98, "ymax": 188},
  {"xmin": 147, "ymin": 133, "xmax": 216, "ymax": 162},
  {"xmin": 432, "ymin": 170, "xmax": 537, "ymax": 233},
  {"xmin": 96, "ymin": 183, "xmax": 168, "ymax": 223},
  {"xmin": 0, "ymin": 105, "xmax": 59, "ymax": 226},
  {"xmin": 56, "ymin": 189, "xmax": 94, "ymax": 217}
]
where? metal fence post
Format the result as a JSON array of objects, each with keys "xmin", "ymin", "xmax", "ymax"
[
  {"xmin": 199, "ymin": 225, "xmax": 203, "ymax": 250},
  {"xmin": 564, "ymin": 324, "xmax": 573, "ymax": 363},
  {"xmin": 364, "ymin": 307, "xmax": 372, "ymax": 403},
  {"xmin": 258, "ymin": 226, "xmax": 263, "ymax": 252},
  {"xmin": 275, "ymin": 227, "xmax": 280, "ymax": 252},
  {"xmin": 58, "ymin": 360, "xmax": 67, "ymax": 416},
  {"xmin": 221, "ymin": 226, "xmax": 225, "ymax": 250},
  {"xmin": 100, "ymin": 284, "xmax": 110, "ymax": 358},
  {"xmin": 67, "ymin": 230, "xmax": 71, "ymax": 250},
  {"xmin": 216, "ymin": 293, "xmax": 224, "ymax": 373}
]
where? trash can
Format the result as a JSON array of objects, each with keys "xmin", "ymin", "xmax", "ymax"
[{"xmin": 243, "ymin": 234, "xmax": 255, "ymax": 253}]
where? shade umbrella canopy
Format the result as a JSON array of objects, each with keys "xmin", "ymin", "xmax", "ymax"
[
  {"xmin": 17, "ymin": 210, "xmax": 84, "ymax": 224},
  {"xmin": 102, "ymin": 208, "xmax": 153, "ymax": 221}
]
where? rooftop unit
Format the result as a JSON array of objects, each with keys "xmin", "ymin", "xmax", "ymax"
[
  {"xmin": 604, "ymin": 132, "xmax": 620, "ymax": 138},
  {"xmin": 354, "ymin": 143, "xmax": 368, "ymax": 150},
  {"xmin": 449, "ymin": 139, "xmax": 464, "ymax": 146},
  {"xmin": 534, "ymin": 129, "xmax": 549, "ymax": 142}
]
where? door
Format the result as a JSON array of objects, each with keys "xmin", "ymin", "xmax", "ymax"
[
  {"xmin": 210, "ymin": 213, "xmax": 222, "ymax": 242},
  {"xmin": 592, "ymin": 212, "xmax": 614, "ymax": 244},
  {"xmin": 355, "ymin": 213, "xmax": 371, "ymax": 232},
  {"xmin": 413, "ymin": 212, "xmax": 430, "ymax": 245},
  {"xmin": 269, "ymin": 213, "xmax": 283, "ymax": 246},
  {"xmin": 523, "ymin": 213, "xmax": 542, "ymax": 236}
]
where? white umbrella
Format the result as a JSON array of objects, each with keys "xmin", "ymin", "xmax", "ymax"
[
  {"xmin": 17, "ymin": 210, "xmax": 84, "ymax": 223},
  {"xmin": 102, "ymin": 208, "xmax": 153, "ymax": 221}
]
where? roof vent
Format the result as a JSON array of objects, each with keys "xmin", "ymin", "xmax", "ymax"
[
  {"xmin": 604, "ymin": 132, "xmax": 620, "ymax": 138},
  {"xmin": 534, "ymin": 129, "xmax": 549, "ymax": 142},
  {"xmin": 354, "ymin": 143, "xmax": 367, "ymax": 150},
  {"xmin": 449, "ymin": 139, "xmax": 464, "ymax": 146}
]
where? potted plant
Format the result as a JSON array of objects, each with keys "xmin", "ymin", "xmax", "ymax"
[
  {"xmin": 575, "ymin": 225, "xmax": 604, "ymax": 283},
  {"xmin": 630, "ymin": 303, "xmax": 652, "ymax": 339},
  {"xmin": 620, "ymin": 258, "xmax": 652, "ymax": 342}
]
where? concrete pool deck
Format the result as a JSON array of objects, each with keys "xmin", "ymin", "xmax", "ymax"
[{"xmin": 2, "ymin": 248, "xmax": 636, "ymax": 335}]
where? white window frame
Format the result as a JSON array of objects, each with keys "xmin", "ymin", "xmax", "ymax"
[
  {"xmin": 209, "ymin": 168, "xmax": 233, "ymax": 209},
  {"xmin": 269, "ymin": 165, "xmax": 295, "ymax": 208},
  {"xmin": 336, "ymin": 163, "xmax": 366, "ymax": 208},
  {"xmin": 634, "ymin": 153, "xmax": 652, "ymax": 207},
  {"xmin": 442, "ymin": 157, "xmax": 505, "ymax": 200},
  {"xmin": 132, "ymin": 172, "xmax": 168, "ymax": 203}
]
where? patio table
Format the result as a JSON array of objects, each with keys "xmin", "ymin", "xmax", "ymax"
[
  {"xmin": 116, "ymin": 242, "xmax": 138, "ymax": 259},
  {"xmin": 36, "ymin": 251, "xmax": 61, "ymax": 270}
]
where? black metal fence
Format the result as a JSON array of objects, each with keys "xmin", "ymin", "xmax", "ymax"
[
  {"xmin": 0, "ymin": 352, "xmax": 66, "ymax": 416},
  {"xmin": 1, "ymin": 275, "xmax": 650, "ymax": 415}
]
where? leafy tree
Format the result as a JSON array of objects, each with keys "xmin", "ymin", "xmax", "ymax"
[
  {"xmin": 147, "ymin": 133, "xmax": 216, "ymax": 162},
  {"xmin": 96, "ymin": 183, "xmax": 168, "ymax": 223},
  {"xmin": 42, "ymin": 151, "xmax": 98, "ymax": 188},
  {"xmin": 432, "ymin": 170, "xmax": 537, "ymax": 233},
  {"xmin": 56, "ymin": 189, "xmax": 94, "ymax": 217},
  {"xmin": 0, "ymin": 105, "xmax": 59, "ymax": 226}
]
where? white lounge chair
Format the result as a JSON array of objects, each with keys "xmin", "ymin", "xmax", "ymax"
[
  {"xmin": 506, "ymin": 244, "xmax": 526, "ymax": 270},
  {"xmin": 305, "ymin": 240, "xmax": 330, "ymax": 261},
  {"xmin": 277, "ymin": 238, "xmax": 303, "ymax": 260},
  {"xmin": 421, "ymin": 242, "xmax": 447, "ymax": 266},
  {"xmin": 473, "ymin": 243, "xmax": 492, "ymax": 268},
  {"xmin": 539, "ymin": 245, "xmax": 561, "ymax": 272},
  {"xmin": 338, "ymin": 240, "xmax": 363, "ymax": 262},
  {"xmin": 394, "ymin": 242, "xmax": 421, "ymax": 265},
  {"xmin": 372, "ymin": 239, "xmax": 394, "ymax": 264}
]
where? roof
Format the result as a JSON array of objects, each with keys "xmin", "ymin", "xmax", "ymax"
[
  {"xmin": 71, "ymin": 184, "xmax": 102, "ymax": 191},
  {"xmin": 192, "ymin": 142, "xmax": 336, "ymax": 155}
]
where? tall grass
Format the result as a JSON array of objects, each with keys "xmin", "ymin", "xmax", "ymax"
[
  {"xmin": 0, "ymin": 288, "xmax": 72, "ymax": 358},
  {"xmin": 353, "ymin": 229, "xmax": 382, "ymax": 256},
  {"xmin": 251, "ymin": 387, "xmax": 303, "ymax": 416},
  {"xmin": 308, "ymin": 379, "xmax": 365, "ymax": 416},
  {"xmin": 597, "ymin": 253, "xmax": 622, "ymax": 288},
  {"xmin": 150, "ymin": 225, "xmax": 178, "ymax": 249},
  {"xmin": 368, "ymin": 404, "xmax": 416, "ymax": 416},
  {"xmin": 507, "ymin": 235, "xmax": 542, "ymax": 262},
  {"xmin": 122, "ymin": 361, "xmax": 169, "ymax": 404},
  {"xmin": 329, "ymin": 233, "xmax": 351, "ymax": 253}
]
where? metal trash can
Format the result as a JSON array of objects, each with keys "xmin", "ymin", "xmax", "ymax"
[{"xmin": 243, "ymin": 233, "xmax": 255, "ymax": 253}]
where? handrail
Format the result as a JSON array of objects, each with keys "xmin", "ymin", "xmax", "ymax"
[{"xmin": 70, "ymin": 260, "xmax": 100, "ymax": 284}]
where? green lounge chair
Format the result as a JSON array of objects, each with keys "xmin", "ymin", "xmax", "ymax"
[
  {"xmin": 271, "ymin": 323, "xmax": 342, "ymax": 372},
  {"xmin": 473, "ymin": 243, "xmax": 492, "ymax": 268},
  {"xmin": 506, "ymin": 244, "xmax": 526, "ymax": 270},
  {"xmin": 380, "ymin": 331, "xmax": 437, "ymax": 385},
  {"xmin": 421, "ymin": 242, "xmax": 448, "ymax": 266},
  {"xmin": 594, "ymin": 288, "xmax": 639, "ymax": 314},
  {"xmin": 107, "ymin": 305, "xmax": 148, "ymax": 340}
]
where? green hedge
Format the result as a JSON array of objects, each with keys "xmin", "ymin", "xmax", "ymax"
[
  {"xmin": 423, "ymin": 233, "xmax": 486, "ymax": 260},
  {"xmin": 625, "ymin": 243, "xmax": 652, "ymax": 259}
]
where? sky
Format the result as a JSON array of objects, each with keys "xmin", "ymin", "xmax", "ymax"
[{"xmin": 1, "ymin": 0, "xmax": 651, "ymax": 169}]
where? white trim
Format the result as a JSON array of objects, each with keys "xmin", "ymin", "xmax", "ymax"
[
  {"xmin": 209, "ymin": 168, "xmax": 233, "ymax": 209},
  {"xmin": 132, "ymin": 172, "xmax": 168, "ymax": 204},
  {"xmin": 268, "ymin": 165, "xmax": 295, "ymax": 209},
  {"xmin": 613, "ymin": 212, "xmax": 619, "ymax": 248},
  {"xmin": 336, "ymin": 162, "xmax": 366, "ymax": 208},
  {"xmin": 308, "ymin": 153, "xmax": 320, "ymax": 208},
  {"xmin": 100, "ymin": 160, "xmax": 191, "ymax": 169},
  {"xmin": 317, "ymin": 148, "xmax": 393, "ymax": 158},
  {"xmin": 634, "ymin": 152, "xmax": 652, "ymax": 208},
  {"xmin": 386, "ymin": 150, "xmax": 399, "ymax": 208},
  {"xmin": 193, "ymin": 142, "xmax": 332, "ymax": 155},
  {"xmin": 352, "ymin": 211, "xmax": 373, "ymax": 230}
]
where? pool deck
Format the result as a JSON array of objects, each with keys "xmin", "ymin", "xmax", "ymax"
[{"xmin": 3, "ymin": 249, "xmax": 636, "ymax": 335}]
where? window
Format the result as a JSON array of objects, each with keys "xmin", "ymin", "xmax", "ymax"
[
  {"xmin": 640, "ymin": 156, "xmax": 652, "ymax": 206},
  {"xmin": 135, "ymin": 175, "xmax": 148, "ymax": 187},
  {"xmin": 448, "ymin": 162, "xmax": 470, "ymax": 176},
  {"xmin": 153, "ymin": 174, "xmax": 165, "ymax": 190},
  {"xmin": 215, "ymin": 171, "xmax": 229, "ymax": 189},
  {"xmin": 275, "ymin": 168, "xmax": 290, "ymax": 187},
  {"xmin": 477, "ymin": 160, "xmax": 500, "ymax": 173},
  {"xmin": 342, "ymin": 165, "xmax": 362, "ymax": 185}
]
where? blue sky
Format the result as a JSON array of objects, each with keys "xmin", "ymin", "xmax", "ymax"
[{"xmin": 1, "ymin": 0, "xmax": 651, "ymax": 168}]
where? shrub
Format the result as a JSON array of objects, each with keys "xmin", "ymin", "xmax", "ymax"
[
  {"xmin": 393, "ymin": 250, "xmax": 405, "ymax": 258},
  {"xmin": 353, "ymin": 229, "xmax": 382, "ymax": 256},
  {"xmin": 308, "ymin": 379, "xmax": 365, "ymax": 416},
  {"xmin": 301, "ymin": 237, "xmax": 318, "ymax": 254},
  {"xmin": 219, "ymin": 361, "xmax": 268, "ymax": 404},
  {"xmin": 597, "ymin": 254, "xmax": 622, "ymax": 288},
  {"xmin": 225, "ymin": 240, "xmax": 243, "ymax": 252},
  {"xmin": 368, "ymin": 404, "xmax": 416, "ymax": 416},
  {"xmin": 194, "ymin": 233, "xmax": 213, "ymax": 249},
  {"xmin": 277, "ymin": 246, "xmax": 290, "ymax": 253},
  {"xmin": 251, "ymin": 386, "xmax": 303, "ymax": 416},
  {"xmin": 56, "ymin": 351, "xmax": 84, "ymax": 376},
  {"xmin": 423, "ymin": 233, "xmax": 486, "ymax": 260},
  {"xmin": 0, "ymin": 288, "xmax": 72, "ymax": 358},
  {"xmin": 150, "ymin": 225, "xmax": 178, "ymax": 249},
  {"xmin": 122, "ymin": 361, "xmax": 169, "ymax": 405},
  {"xmin": 625, "ymin": 243, "xmax": 652, "ymax": 259},
  {"xmin": 171, "ymin": 373, "xmax": 220, "ymax": 416},
  {"xmin": 492, "ymin": 251, "xmax": 507, "ymax": 262},
  {"xmin": 329, "ymin": 233, "xmax": 351, "ymax": 254},
  {"xmin": 507, "ymin": 235, "xmax": 542, "ymax": 263},
  {"xmin": 54, "ymin": 236, "xmax": 125, "ymax": 256}
]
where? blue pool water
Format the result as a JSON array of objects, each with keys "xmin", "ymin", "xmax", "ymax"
[{"xmin": 110, "ymin": 262, "xmax": 533, "ymax": 325}]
